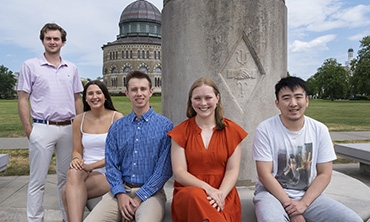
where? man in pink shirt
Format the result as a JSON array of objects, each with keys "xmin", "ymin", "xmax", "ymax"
[{"xmin": 17, "ymin": 23, "xmax": 83, "ymax": 222}]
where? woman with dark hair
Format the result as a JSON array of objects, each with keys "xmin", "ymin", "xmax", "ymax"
[
  {"xmin": 82, "ymin": 80, "xmax": 116, "ymax": 112},
  {"xmin": 169, "ymin": 77, "xmax": 248, "ymax": 221},
  {"xmin": 62, "ymin": 81, "xmax": 123, "ymax": 222}
]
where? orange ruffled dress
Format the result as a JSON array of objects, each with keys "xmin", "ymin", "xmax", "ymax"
[{"xmin": 168, "ymin": 117, "xmax": 248, "ymax": 222}]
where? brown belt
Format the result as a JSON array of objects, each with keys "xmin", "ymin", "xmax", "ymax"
[
  {"xmin": 33, "ymin": 119, "xmax": 73, "ymax": 126},
  {"xmin": 124, "ymin": 182, "xmax": 142, "ymax": 188}
]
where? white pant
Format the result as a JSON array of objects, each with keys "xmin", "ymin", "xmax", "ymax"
[{"xmin": 27, "ymin": 123, "xmax": 72, "ymax": 222}]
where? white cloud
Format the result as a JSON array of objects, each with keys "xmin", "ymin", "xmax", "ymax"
[
  {"xmin": 286, "ymin": 0, "xmax": 342, "ymax": 29},
  {"xmin": 286, "ymin": 0, "xmax": 370, "ymax": 80},
  {"xmin": 307, "ymin": 4, "xmax": 370, "ymax": 32},
  {"xmin": 287, "ymin": 1, "xmax": 370, "ymax": 32},
  {"xmin": 0, "ymin": 0, "xmax": 368, "ymax": 81},
  {"xmin": 338, "ymin": 5, "xmax": 370, "ymax": 28},
  {"xmin": 348, "ymin": 32, "xmax": 369, "ymax": 41},
  {"xmin": 289, "ymin": 35, "xmax": 337, "ymax": 53}
]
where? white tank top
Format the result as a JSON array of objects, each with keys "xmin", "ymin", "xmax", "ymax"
[{"xmin": 80, "ymin": 111, "xmax": 116, "ymax": 174}]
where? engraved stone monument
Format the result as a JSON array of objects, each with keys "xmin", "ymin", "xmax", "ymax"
[{"xmin": 162, "ymin": 0, "xmax": 287, "ymax": 185}]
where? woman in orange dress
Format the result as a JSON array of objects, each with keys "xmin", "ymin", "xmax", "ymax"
[{"xmin": 168, "ymin": 77, "xmax": 248, "ymax": 222}]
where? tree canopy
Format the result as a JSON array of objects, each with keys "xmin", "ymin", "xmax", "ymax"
[
  {"xmin": 314, "ymin": 58, "xmax": 349, "ymax": 100},
  {"xmin": 351, "ymin": 36, "xmax": 370, "ymax": 95},
  {"xmin": 0, "ymin": 65, "xmax": 17, "ymax": 99}
]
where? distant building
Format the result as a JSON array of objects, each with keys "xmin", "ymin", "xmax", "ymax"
[
  {"xmin": 102, "ymin": 0, "xmax": 162, "ymax": 94},
  {"xmin": 344, "ymin": 48, "xmax": 354, "ymax": 75}
]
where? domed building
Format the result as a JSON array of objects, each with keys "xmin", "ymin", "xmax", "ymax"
[{"xmin": 102, "ymin": 0, "xmax": 162, "ymax": 94}]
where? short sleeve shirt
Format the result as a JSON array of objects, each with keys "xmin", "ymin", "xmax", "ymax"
[
  {"xmin": 252, "ymin": 115, "xmax": 336, "ymax": 198},
  {"xmin": 17, "ymin": 55, "xmax": 83, "ymax": 121}
]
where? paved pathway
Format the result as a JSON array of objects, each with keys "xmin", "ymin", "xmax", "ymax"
[
  {"xmin": 0, "ymin": 137, "xmax": 28, "ymax": 149},
  {"xmin": 329, "ymin": 131, "xmax": 370, "ymax": 141},
  {"xmin": 1, "ymin": 166, "xmax": 369, "ymax": 222}
]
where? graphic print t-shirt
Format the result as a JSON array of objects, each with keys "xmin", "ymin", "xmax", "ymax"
[
  {"xmin": 275, "ymin": 143, "xmax": 312, "ymax": 191},
  {"xmin": 252, "ymin": 115, "xmax": 336, "ymax": 199}
]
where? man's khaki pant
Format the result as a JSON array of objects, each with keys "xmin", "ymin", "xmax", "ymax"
[{"xmin": 84, "ymin": 185, "xmax": 166, "ymax": 222}]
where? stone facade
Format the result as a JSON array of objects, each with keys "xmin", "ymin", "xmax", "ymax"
[
  {"xmin": 162, "ymin": 0, "xmax": 287, "ymax": 185},
  {"xmin": 102, "ymin": 42, "xmax": 162, "ymax": 94},
  {"xmin": 102, "ymin": 0, "xmax": 162, "ymax": 94}
]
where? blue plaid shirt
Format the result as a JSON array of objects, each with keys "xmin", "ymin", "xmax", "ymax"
[{"xmin": 105, "ymin": 107, "xmax": 173, "ymax": 201}]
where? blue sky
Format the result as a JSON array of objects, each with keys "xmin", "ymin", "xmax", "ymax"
[{"xmin": 1, "ymin": 0, "xmax": 369, "ymax": 81}]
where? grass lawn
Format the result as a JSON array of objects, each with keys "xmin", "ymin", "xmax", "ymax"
[
  {"xmin": 0, "ymin": 95, "xmax": 162, "ymax": 138},
  {"xmin": 305, "ymin": 100, "xmax": 370, "ymax": 131},
  {"xmin": 1, "ymin": 97, "xmax": 368, "ymax": 134},
  {"xmin": 0, "ymin": 149, "xmax": 56, "ymax": 176},
  {"xmin": 0, "ymin": 96, "xmax": 162, "ymax": 176},
  {"xmin": 2, "ymin": 97, "xmax": 369, "ymax": 137},
  {"xmin": 0, "ymin": 100, "xmax": 24, "ymax": 137},
  {"xmin": 0, "ymin": 97, "xmax": 369, "ymax": 176}
]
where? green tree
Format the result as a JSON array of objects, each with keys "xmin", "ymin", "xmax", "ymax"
[
  {"xmin": 0, "ymin": 65, "xmax": 17, "ymax": 99},
  {"xmin": 350, "ymin": 36, "xmax": 370, "ymax": 96},
  {"xmin": 306, "ymin": 75, "xmax": 318, "ymax": 97},
  {"xmin": 315, "ymin": 58, "xmax": 349, "ymax": 100}
]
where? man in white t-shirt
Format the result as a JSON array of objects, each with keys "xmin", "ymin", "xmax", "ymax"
[{"xmin": 252, "ymin": 76, "xmax": 361, "ymax": 222}]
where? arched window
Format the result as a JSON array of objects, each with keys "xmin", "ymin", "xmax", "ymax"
[
  {"xmin": 155, "ymin": 78, "xmax": 162, "ymax": 87},
  {"xmin": 154, "ymin": 67, "xmax": 162, "ymax": 73},
  {"xmin": 111, "ymin": 77, "xmax": 118, "ymax": 87},
  {"xmin": 155, "ymin": 78, "xmax": 161, "ymax": 87},
  {"xmin": 154, "ymin": 51, "xmax": 157, "ymax": 59},
  {"xmin": 123, "ymin": 67, "xmax": 131, "ymax": 73},
  {"xmin": 138, "ymin": 50, "xmax": 140, "ymax": 59},
  {"xmin": 147, "ymin": 51, "xmax": 149, "ymax": 59},
  {"xmin": 139, "ymin": 66, "xmax": 148, "ymax": 73}
]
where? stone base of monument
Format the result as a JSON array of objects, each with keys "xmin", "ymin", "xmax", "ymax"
[
  {"xmin": 163, "ymin": 171, "xmax": 370, "ymax": 222},
  {"xmin": 0, "ymin": 154, "xmax": 9, "ymax": 172},
  {"xmin": 324, "ymin": 171, "xmax": 370, "ymax": 220},
  {"xmin": 84, "ymin": 171, "xmax": 370, "ymax": 221},
  {"xmin": 335, "ymin": 143, "xmax": 370, "ymax": 177}
]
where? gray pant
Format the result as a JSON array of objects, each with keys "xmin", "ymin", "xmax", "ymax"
[
  {"xmin": 27, "ymin": 123, "xmax": 72, "ymax": 222},
  {"xmin": 253, "ymin": 187, "xmax": 362, "ymax": 222},
  {"xmin": 84, "ymin": 185, "xmax": 166, "ymax": 222}
]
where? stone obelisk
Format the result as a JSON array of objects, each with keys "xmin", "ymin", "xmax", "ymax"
[{"xmin": 162, "ymin": 0, "xmax": 287, "ymax": 185}]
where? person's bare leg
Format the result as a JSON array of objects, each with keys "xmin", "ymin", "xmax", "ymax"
[
  {"xmin": 65, "ymin": 169, "xmax": 88, "ymax": 222},
  {"xmin": 61, "ymin": 185, "xmax": 69, "ymax": 220},
  {"xmin": 85, "ymin": 173, "xmax": 110, "ymax": 198}
]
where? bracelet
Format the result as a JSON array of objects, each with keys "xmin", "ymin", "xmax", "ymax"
[{"xmin": 72, "ymin": 156, "xmax": 80, "ymax": 160}]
